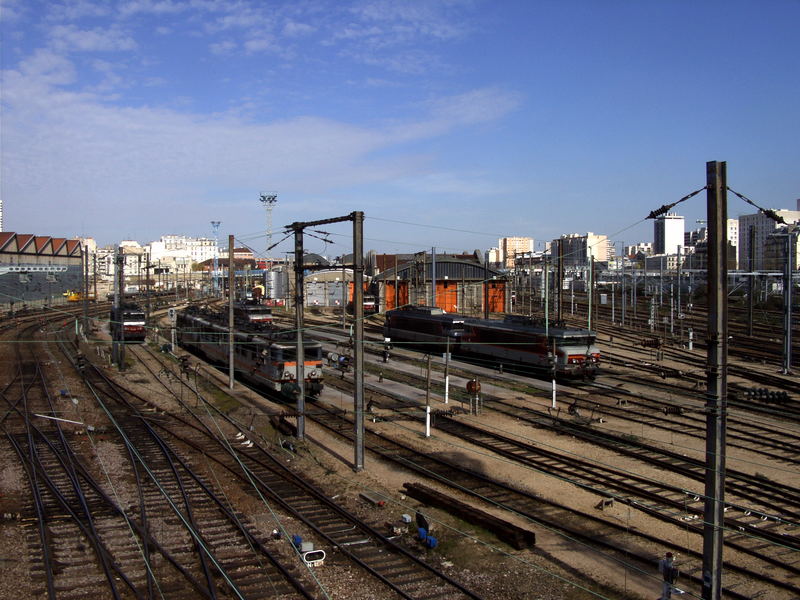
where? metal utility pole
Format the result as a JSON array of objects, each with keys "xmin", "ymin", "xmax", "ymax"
[
  {"xmin": 483, "ymin": 259, "xmax": 489, "ymax": 319},
  {"xmin": 287, "ymin": 212, "xmax": 365, "ymax": 471},
  {"xmin": 394, "ymin": 255, "xmax": 399, "ymax": 310},
  {"xmin": 677, "ymin": 246, "xmax": 683, "ymax": 341},
  {"xmin": 588, "ymin": 256, "xmax": 594, "ymax": 331},
  {"xmin": 544, "ymin": 256, "xmax": 549, "ymax": 336},
  {"xmin": 211, "ymin": 220, "xmax": 221, "ymax": 296},
  {"xmin": 82, "ymin": 245, "xmax": 89, "ymax": 335},
  {"xmin": 353, "ymin": 211, "xmax": 365, "ymax": 471},
  {"xmin": 747, "ymin": 226, "xmax": 755, "ymax": 337},
  {"xmin": 621, "ymin": 258, "xmax": 626, "ymax": 326},
  {"xmin": 703, "ymin": 160, "xmax": 728, "ymax": 600},
  {"xmin": 112, "ymin": 247, "xmax": 125, "ymax": 370},
  {"xmin": 780, "ymin": 228, "xmax": 797, "ymax": 374},
  {"xmin": 293, "ymin": 226, "xmax": 307, "ymax": 440},
  {"xmin": 431, "ymin": 247, "xmax": 436, "ymax": 307},
  {"xmin": 528, "ymin": 254, "xmax": 533, "ymax": 316},
  {"xmin": 145, "ymin": 257, "xmax": 151, "ymax": 321},
  {"xmin": 228, "ymin": 234, "xmax": 235, "ymax": 390},
  {"xmin": 557, "ymin": 239, "xmax": 564, "ymax": 323},
  {"xmin": 342, "ymin": 262, "xmax": 347, "ymax": 330}
]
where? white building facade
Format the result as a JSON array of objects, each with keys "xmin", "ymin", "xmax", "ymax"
[
  {"xmin": 498, "ymin": 237, "xmax": 534, "ymax": 269},
  {"xmin": 738, "ymin": 209, "xmax": 800, "ymax": 270},
  {"xmin": 654, "ymin": 213, "xmax": 684, "ymax": 255},
  {"xmin": 557, "ymin": 232, "xmax": 609, "ymax": 266}
]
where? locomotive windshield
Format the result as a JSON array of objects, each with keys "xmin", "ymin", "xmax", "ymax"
[{"xmin": 560, "ymin": 335, "xmax": 595, "ymax": 347}]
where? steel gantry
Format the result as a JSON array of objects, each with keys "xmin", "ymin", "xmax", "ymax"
[{"xmin": 286, "ymin": 211, "xmax": 366, "ymax": 472}]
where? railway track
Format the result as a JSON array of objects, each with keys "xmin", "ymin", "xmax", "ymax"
[
  {"xmin": 176, "ymin": 308, "xmax": 800, "ymax": 598},
  {"xmin": 122, "ymin": 342, "xmax": 487, "ymax": 600},
  {"xmin": 304, "ymin": 399, "xmax": 796, "ymax": 600},
  {"xmin": 2, "ymin": 311, "xmax": 318, "ymax": 599},
  {"xmin": 310, "ymin": 354, "xmax": 800, "ymax": 599}
]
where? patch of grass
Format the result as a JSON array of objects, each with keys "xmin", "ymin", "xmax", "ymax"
[{"xmin": 203, "ymin": 385, "xmax": 241, "ymax": 414}]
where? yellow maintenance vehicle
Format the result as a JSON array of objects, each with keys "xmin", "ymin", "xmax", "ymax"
[{"xmin": 63, "ymin": 290, "xmax": 97, "ymax": 302}]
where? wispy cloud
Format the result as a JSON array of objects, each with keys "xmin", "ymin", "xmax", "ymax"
[
  {"xmin": 209, "ymin": 39, "xmax": 236, "ymax": 55},
  {"xmin": 347, "ymin": 0, "xmax": 472, "ymax": 43},
  {"xmin": 44, "ymin": 0, "xmax": 112, "ymax": 22},
  {"xmin": 50, "ymin": 24, "xmax": 138, "ymax": 52},
  {"xmin": 282, "ymin": 20, "xmax": 315, "ymax": 37},
  {"xmin": 1, "ymin": 0, "xmax": 30, "ymax": 22},
  {"xmin": 118, "ymin": 0, "xmax": 188, "ymax": 18},
  {"xmin": 2, "ymin": 47, "xmax": 518, "ymax": 238}
]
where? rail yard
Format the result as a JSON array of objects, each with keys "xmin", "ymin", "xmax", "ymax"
[{"xmin": 0, "ymin": 287, "xmax": 797, "ymax": 600}]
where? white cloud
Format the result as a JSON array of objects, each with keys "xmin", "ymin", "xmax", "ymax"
[
  {"xmin": 282, "ymin": 20, "xmax": 315, "ymax": 37},
  {"xmin": 205, "ymin": 5, "xmax": 275, "ymax": 33},
  {"xmin": 388, "ymin": 88, "xmax": 522, "ymax": 142},
  {"xmin": 344, "ymin": 47, "xmax": 442, "ymax": 75},
  {"xmin": 45, "ymin": 0, "xmax": 112, "ymax": 21},
  {"xmin": 210, "ymin": 40, "xmax": 237, "ymax": 55},
  {"xmin": 0, "ymin": 0, "xmax": 29, "ymax": 22},
  {"xmin": 427, "ymin": 87, "xmax": 523, "ymax": 125},
  {"xmin": 50, "ymin": 24, "xmax": 138, "ymax": 52},
  {"xmin": 243, "ymin": 36, "xmax": 277, "ymax": 54},
  {"xmin": 12, "ymin": 49, "xmax": 77, "ymax": 88},
  {"xmin": 348, "ymin": 0, "xmax": 471, "ymax": 42},
  {"xmin": 118, "ymin": 0, "xmax": 188, "ymax": 17},
  {"xmin": 1, "ymin": 34, "xmax": 519, "ymax": 242}
]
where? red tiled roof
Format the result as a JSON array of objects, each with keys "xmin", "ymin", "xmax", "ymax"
[
  {"xmin": 16, "ymin": 234, "xmax": 35, "ymax": 253},
  {"xmin": 0, "ymin": 232, "xmax": 15, "ymax": 252},
  {"xmin": 34, "ymin": 236, "xmax": 53, "ymax": 253},
  {"xmin": 65, "ymin": 240, "xmax": 82, "ymax": 256},
  {"xmin": 51, "ymin": 238, "xmax": 67, "ymax": 255},
  {"xmin": 0, "ymin": 233, "xmax": 83, "ymax": 257}
]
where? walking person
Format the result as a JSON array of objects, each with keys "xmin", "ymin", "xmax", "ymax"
[{"xmin": 658, "ymin": 552, "xmax": 678, "ymax": 599}]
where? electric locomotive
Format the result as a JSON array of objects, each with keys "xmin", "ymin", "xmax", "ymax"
[
  {"xmin": 233, "ymin": 300, "xmax": 273, "ymax": 325},
  {"xmin": 383, "ymin": 306, "xmax": 467, "ymax": 351},
  {"xmin": 462, "ymin": 315, "xmax": 600, "ymax": 379},
  {"xmin": 176, "ymin": 308, "xmax": 324, "ymax": 400},
  {"xmin": 109, "ymin": 302, "xmax": 147, "ymax": 343}
]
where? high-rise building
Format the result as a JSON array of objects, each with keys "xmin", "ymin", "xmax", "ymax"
[
  {"xmin": 653, "ymin": 213, "xmax": 684, "ymax": 255},
  {"xmin": 498, "ymin": 237, "xmax": 534, "ymax": 269},
  {"xmin": 738, "ymin": 209, "xmax": 800, "ymax": 270}
]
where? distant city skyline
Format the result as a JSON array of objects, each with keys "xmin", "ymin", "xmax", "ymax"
[{"xmin": 2, "ymin": 1, "xmax": 798, "ymax": 256}]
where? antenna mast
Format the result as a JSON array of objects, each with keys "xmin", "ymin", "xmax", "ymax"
[{"xmin": 259, "ymin": 192, "xmax": 278, "ymax": 257}]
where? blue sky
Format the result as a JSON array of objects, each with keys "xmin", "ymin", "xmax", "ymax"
[{"xmin": 2, "ymin": 0, "xmax": 798, "ymax": 258}]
